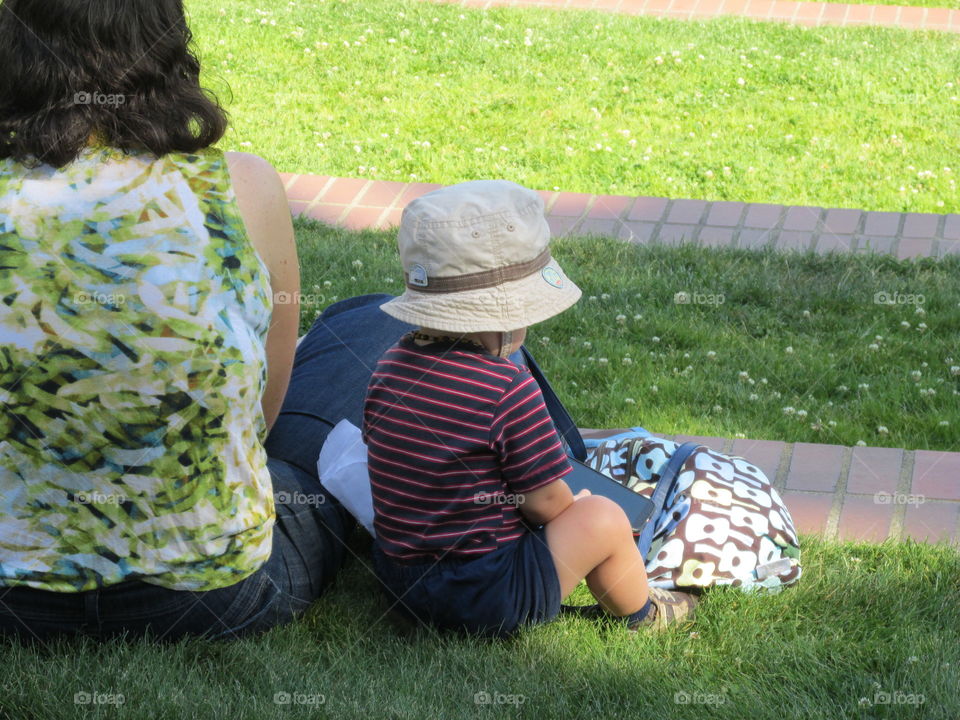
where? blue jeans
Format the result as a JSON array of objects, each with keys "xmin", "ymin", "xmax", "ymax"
[{"xmin": 0, "ymin": 294, "xmax": 414, "ymax": 643}]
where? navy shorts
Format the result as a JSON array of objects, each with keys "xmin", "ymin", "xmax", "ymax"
[{"xmin": 371, "ymin": 527, "xmax": 562, "ymax": 639}]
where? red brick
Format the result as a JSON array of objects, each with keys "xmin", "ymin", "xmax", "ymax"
[
  {"xmin": 770, "ymin": 0, "xmax": 797, "ymax": 20},
  {"xmin": 782, "ymin": 491, "xmax": 833, "ymax": 536},
  {"xmin": 673, "ymin": 435, "xmax": 728, "ymax": 453},
  {"xmin": 690, "ymin": 0, "xmax": 725, "ymax": 17},
  {"xmin": 794, "ymin": 2, "xmax": 824, "ymax": 21},
  {"xmin": 546, "ymin": 216, "xmax": 578, "ymax": 238},
  {"xmin": 644, "ymin": 0, "xmax": 672, "ymax": 11},
  {"xmin": 550, "ymin": 192, "xmax": 594, "ymax": 217},
  {"xmin": 743, "ymin": 203, "xmax": 783, "ymax": 228},
  {"xmin": 536, "ymin": 191, "xmax": 558, "ymax": 211},
  {"xmin": 304, "ymin": 203, "xmax": 349, "ymax": 225},
  {"xmin": 925, "ymin": 7, "xmax": 950, "ymax": 28},
  {"xmin": 589, "ymin": 195, "xmax": 634, "ymax": 219},
  {"xmin": 356, "ymin": 181, "xmax": 407, "ymax": 209},
  {"xmin": 397, "ymin": 182, "xmax": 445, "ymax": 207},
  {"xmin": 287, "ymin": 174, "xmax": 333, "ymax": 203},
  {"xmin": 666, "ymin": 199, "xmax": 708, "ymax": 224},
  {"xmin": 912, "ymin": 450, "xmax": 960, "ymax": 501},
  {"xmin": 777, "ymin": 231, "xmax": 814, "ymax": 252},
  {"xmin": 288, "ymin": 200, "xmax": 311, "ymax": 217},
  {"xmin": 619, "ymin": 0, "xmax": 649, "ymax": 13},
  {"xmin": 628, "ymin": 197, "xmax": 669, "ymax": 222},
  {"xmin": 902, "ymin": 213, "xmax": 940, "ymax": 238},
  {"xmin": 857, "ymin": 236, "xmax": 896, "ymax": 255},
  {"xmin": 617, "ymin": 221, "xmax": 657, "ymax": 244},
  {"xmin": 340, "ymin": 206, "xmax": 386, "ymax": 231},
  {"xmin": 897, "ymin": 237, "xmax": 934, "ymax": 261},
  {"xmin": 938, "ymin": 240, "xmax": 960, "ymax": 258},
  {"xmin": 657, "ymin": 224, "xmax": 697, "ymax": 246},
  {"xmin": 902, "ymin": 502, "xmax": 958, "ymax": 544},
  {"xmin": 898, "ymin": 5, "xmax": 926, "ymax": 28},
  {"xmin": 738, "ymin": 228, "xmax": 774, "ymax": 249},
  {"xmin": 822, "ymin": 208, "xmax": 861, "ymax": 235},
  {"xmin": 783, "ymin": 206, "xmax": 822, "ymax": 231},
  {"xmin": 380, "ymin": 208, "xmax": 404, "ymax": 229},
  {"xmin": 786, "ymin": 442, "xmax": 844, "ymax": 492},
  {"xmin": 950, "ymin": 9, "xmax": 960, "ymax": 30},
  {"xmin": 847, "ymin": 446, "xmax": 903, "ymax": 494},
  {"xmin": 705, "ymin": 201, "xmax": 745, "ymax": 227},
  {"xmin": 278, "ymin": 172, "xmax": 298, "ymax": 190},
  {"xmin": 871, "ymin": 4, "xmax": 899, "ymax": 24},
  {"xmin": 719, "ymin": 0, "xmax": 750, "ymax": 13},
  {"xmin": 821, "ymin": 2, "xmax": 847, "ymax": 23},
  {"xmin": 320, "ymin": 177, "xmax": 370, "ymax": 206},
  {"xmin": 862, "ymin": 211, "xmax": 902, "ymax": 236},
  {"xmin": 845, "ymin": 3, "xmax": 872, "ymax": 25},
  {"xmin": 837, "ymin": 495, "xmax": 893, "ymax": 542},
  {"xmin": 730, "ymin": 439, "xmax": 787, "ymax": 483},
  {"xmin": 699, "ymin": 227, "xmax": 735, "ymax": 248},
  {"xmin": 746, "ymin": 0, "xmax": 775, "ymax": 17},
  {"xmin": 672, "ymin": 0, "xmax": 699, "ymax": 11},
  {"xmin": 944, "ymin": 215, "xmax": 960, "ymax": 240},
  {"xmin": 815, "ymin": 234, "xmax": 855, "ymax": 254},
  {"xmin": 577, "ymin": 218, "xmax": 619, "ymax": 237}
]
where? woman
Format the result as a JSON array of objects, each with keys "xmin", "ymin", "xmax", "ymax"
[{"xmin": 0, "ymin": 0, "xmax": 410, "ymax": 641}]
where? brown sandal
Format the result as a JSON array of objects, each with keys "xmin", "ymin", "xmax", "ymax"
[{"xmin": 628, "ymin": 588, "xmax": 698, "ymax": 631}]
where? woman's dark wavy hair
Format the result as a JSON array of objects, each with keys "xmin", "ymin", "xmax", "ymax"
[{"xmin": 0, "ymin": 0, "xmax": 227, "ymax": 168}]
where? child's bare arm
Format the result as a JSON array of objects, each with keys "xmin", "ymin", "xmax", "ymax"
[{"xmin": 518, "ymin": 478, "xmax": 577, "ymax": 526}]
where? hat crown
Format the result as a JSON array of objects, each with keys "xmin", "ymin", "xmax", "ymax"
[{"xmin": 398, "ymin": 180, "xmax": 549, "ymax": 283}]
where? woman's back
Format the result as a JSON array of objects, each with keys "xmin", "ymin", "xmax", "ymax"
[{"xmin": 0, "ymin": 146, "xmax": 276, "ymax": 593}]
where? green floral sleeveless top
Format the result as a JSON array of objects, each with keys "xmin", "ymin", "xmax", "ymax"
[{"xmin": 0, "ymin": 146, "xmax": 276, "ymax": 592}]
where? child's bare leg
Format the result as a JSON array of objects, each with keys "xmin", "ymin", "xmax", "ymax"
[{"xmin": 543, "ymin": 495, "xmax": 649, "ymax": 616}]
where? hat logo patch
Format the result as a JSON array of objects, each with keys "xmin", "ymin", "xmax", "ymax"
[
  {"xmin": 409, "ymin": 264, "xmax": 429, "ymax": 288},
  {"xmin": 542, "ymin": 266, "xmax": 563, "ymax": 289}
]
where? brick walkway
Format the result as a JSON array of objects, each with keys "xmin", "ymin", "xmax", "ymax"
[
  {"xmin": 280, "ymin": 174, "xmax": 959, "ymax": 260},
  {"xmin": 433, "ymin": 0, "xmax": 960, "ymax": 32},
  {"xmin": 580, "ymin": 430, "xmax": 960, "ymax": 546}
]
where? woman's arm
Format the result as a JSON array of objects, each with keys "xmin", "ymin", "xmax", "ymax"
[{"xmin": 226, "ymin": 151, "xmax": 300, "ymax": 435}]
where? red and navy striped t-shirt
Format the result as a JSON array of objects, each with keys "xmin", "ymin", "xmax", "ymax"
[{"xmin": 362, "ymin": 333, "xmax": 572, "ymax": 562}]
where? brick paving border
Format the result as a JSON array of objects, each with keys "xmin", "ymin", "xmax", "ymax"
[
  {"xmin": 579, "ymin": 430, "xmax": 960, "ymax": 545},
  {"xmin": 431, "ymin": 0, "xmax": 960, "ymax": 33},
  {"xmin": 280, "ymin": 173, "xmax": 959, "ymax": 261}
]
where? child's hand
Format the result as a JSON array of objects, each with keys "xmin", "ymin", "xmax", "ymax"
[{"xmin": 574, "ymin": 489, "xmax": 592, "ymax": 500}]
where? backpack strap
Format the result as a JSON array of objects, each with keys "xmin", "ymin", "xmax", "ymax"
[
  {"xmin": 520, "ymin": 346, "xmax": 587, "ymax": 462},
  {"xmin": 636, "ymin": 442, "xmax": 701, "ymax": 558}
]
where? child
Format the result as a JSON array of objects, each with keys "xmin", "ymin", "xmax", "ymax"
[{"xmin": 363, "ymin": 180, "xmax": 697, "ymax": 638}]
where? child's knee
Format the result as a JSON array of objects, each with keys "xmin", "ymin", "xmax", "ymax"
[{"xmin": 575, "ymin": 495, "xmax": 633, "ymax": 542}]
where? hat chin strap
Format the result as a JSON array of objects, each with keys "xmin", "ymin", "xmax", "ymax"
[{"xmin": 497, "ymin": 330, "xmax": 514, "ymax": 359}]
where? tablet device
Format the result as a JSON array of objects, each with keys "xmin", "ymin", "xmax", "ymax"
[{"xmin": 563, "ymin": 459, "xmax": 655, "ymax": 534}]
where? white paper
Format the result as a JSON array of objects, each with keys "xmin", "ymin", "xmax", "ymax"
[{"xmin": 317, "ymin": 419, "xmax": 376, "ymax": 536}]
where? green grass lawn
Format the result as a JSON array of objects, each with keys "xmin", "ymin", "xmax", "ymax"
[
  {"xmin": 2, "ymin": 535, "xmax": 958, "ymax": 720},
  {"xmin": 188, "ymin": 0, "xmax": 960, "ymax": 214},
  {"xmin": 297, "ymin": 221, "xmax": 960, "ymax": 452}
]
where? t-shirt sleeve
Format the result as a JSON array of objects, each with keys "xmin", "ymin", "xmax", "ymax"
[{"xmin": 490, "ymin": 369, "xmax": 573, "ymax": 495}]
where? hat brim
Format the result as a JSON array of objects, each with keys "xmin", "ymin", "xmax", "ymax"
[{"xmin": 379, "ymin": 257, "xmax": 582, "ymax": 333}]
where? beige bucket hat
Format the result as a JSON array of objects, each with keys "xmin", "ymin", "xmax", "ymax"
[{"xmin": 380, "ymin": 180, "xmax": 582, "ymax": 333}]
